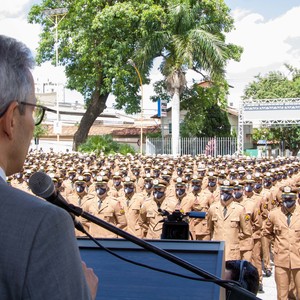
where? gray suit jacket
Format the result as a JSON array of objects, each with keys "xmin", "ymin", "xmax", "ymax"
[{"xmin": 0, "ymin": 180, "xmax": 91, "ymax": 299}]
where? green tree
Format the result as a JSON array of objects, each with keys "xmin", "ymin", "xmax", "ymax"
[
  {"xmin": 180, "ymin": 103, "xmax": 231, "ymax": 137},
  {"xmin": 252, "ymin": 127, "xmax": 275, "ymax": 142},
  {"xmin": 243, "ymin": 70, "xmax": 298, "ymax": 100},
  {"xmin": 147, "ymin": 0, "xmax": 242, "ymax": 155},
  {"xmin": 33, "ymin": 124, "xmax": 47, "ymax": 140},
  {"xmin": 180, "ymin": 79, "xmax": 231, "ymax": 137},
  {"xmin": 32, "ymin": 124, "xmax": 48, "ymax": 149},
  {"xmin": 29, "ymin": 1, "xmax": 165, "ymax": 150},
  {"xmin": 244, "ymin": 65, "xmax": 300, "ymax": 155},
  {"xmin": 28, "ymin": 0, "xmax": 241, "ymax": 152},
  {"xmin": 33, "ymin": 97, "xmax": 48, "ymax": 145}
]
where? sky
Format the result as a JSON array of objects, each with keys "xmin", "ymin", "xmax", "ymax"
[
  {"xmin": 1, "ymin": 0, "xmax": 300, "ymax": 111},
  {"xmin": 224, "ymin": 0, "xmax": 300, "ymax": 106}
]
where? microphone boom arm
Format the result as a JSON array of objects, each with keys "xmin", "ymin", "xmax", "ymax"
[{"xmin": 62, "ymin": 202, "xmax": 259, "ymax": 300}]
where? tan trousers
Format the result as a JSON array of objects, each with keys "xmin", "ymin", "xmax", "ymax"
[
  {"xmin": 275, "ymin": 266, "xmax": 300, "ymax": 300},
  {"xmin": 195, "ymin": 234, "xmax": 211, "ymax": 241},
  {"xmin": 240, "ymin": 249, "xmax": 252, "ymax": 262},
  {"xmin": 251, "ymin": 238, "xmax": 263, "ymax": 284},
  {"xmin": 261, "ymin": 235, "xmax": 272, "ymax": 271}
]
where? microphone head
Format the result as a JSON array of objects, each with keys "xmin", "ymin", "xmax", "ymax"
[
  {"xmin": 29, "ymin": 171, "xmax": 55, "ymax": 198},
  {"xmin": 187, "ymin": 211, "xmax": 206, "ymax": 219}
]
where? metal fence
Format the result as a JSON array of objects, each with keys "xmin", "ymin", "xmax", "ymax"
[{"xmin": 146, "ymin": 137, "xmax": 237, "ymax": 157}]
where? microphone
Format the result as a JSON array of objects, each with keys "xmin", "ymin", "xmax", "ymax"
[
  {"xmin": 186, "ymin": 211, "xmax": 206, "ymax": 219},
  {"xmin": 29, "ymin": 171, "xmax": 85, "ymax": 233}
]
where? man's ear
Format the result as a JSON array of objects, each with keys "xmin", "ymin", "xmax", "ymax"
[{"xmin": 1, "ymin": 101, "xmax": 18, "ymax": 140}]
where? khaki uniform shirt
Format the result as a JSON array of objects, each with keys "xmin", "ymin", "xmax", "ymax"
[
  {"xmin": 206, "ymin": 188, "xmax": 220, "ymax": 206},
  {"xmin": 270, "ymin": 185, "xmax": 281, "ymax": 207},
  {"xmin": 189, "ymin": 192, "xmax": 211, "ymax": 237},
  {"xmin": 133, "ymin": 177, "xmax": 144, "ymax": 193},
  {"xmin": 84, "ymin": 195, "xmax": 127, "ymax": 238},
  {"xmin": 62, "ymin": 179, "xmax": 76, "ymax": 199},
  {"xmin": 119, "ymin": 193, "xmax": 144, "ymax": 238},
  {"xmin": 260, "ymin": 188, "xmax": 273, "ymax": 220},
  {"xmin": 109, "ymin": 185, "xmax": 125, "ymax": 198},
  {"xmin": 263, "ymin": 205, "xmax": 300, "ymax": 269},
  {"xmin": 237, "ymin": 195, "xmax": 260, "ymax": 251},
  {"xmin": 67, "ymin": 192, "xmax": 95, "ymax": 237},
  {"xmin": 207, "ymin": 200, "xmax": 253, "ymax": 261},
  {"xmin": 139, "ymin": 199, "xmax": 164, "ymax": 239}
]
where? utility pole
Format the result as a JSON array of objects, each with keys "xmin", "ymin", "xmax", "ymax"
[
  {"xmin": 43, "ymin": 8, "xmax": 68, "ymax": 144},
  {"xmin": 128, "ymin": 59, "xmax": 144, "ymax": 154}
]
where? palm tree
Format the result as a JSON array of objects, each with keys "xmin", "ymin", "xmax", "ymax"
[{"xmin": 143, "ymin": 0, "xmax": 234, "ymax": 156}]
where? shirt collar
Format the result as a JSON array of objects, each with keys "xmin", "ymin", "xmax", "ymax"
[{"xmin": 0, "ymin": 167, "xmax": 6, "ymax": 182}]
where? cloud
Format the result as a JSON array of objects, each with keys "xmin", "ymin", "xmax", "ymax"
[
  {"xmin": 0, "ymin": 17, "xmax": 41, "ymax": 53},
  {"xmin": 225, "ymin": 6, "xmax": 300, "ymax": 105},
  {"xmin": 0, "ymin": 0, "xmax": 37, "ymax": 19},
  {"xmin": 0, "ymin": 0, "xmax": 42, "ymax": 53},
  {"xmin": 0, "ymin": 0, "xmax": 27, "ymax": 18}
]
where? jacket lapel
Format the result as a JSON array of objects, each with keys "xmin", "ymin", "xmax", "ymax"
[
  {"xmin": 290, "ymin": 207, "xmax": 300, "ymax": 227},
  {"xmin": 224, "ymin": 204, "xmax": 234, "ymax": 220},
  {"xmin": 278, "ymin": 208, "xmax": 289, "ymax": 228}
]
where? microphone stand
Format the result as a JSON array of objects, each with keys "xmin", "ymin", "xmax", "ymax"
[{"xmin": 67, "ymin": 203, "xmax": 260, "ymax": 300}]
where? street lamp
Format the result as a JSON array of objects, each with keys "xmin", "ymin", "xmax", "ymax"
[
  {"xmin": 43, "ymin": 8, "xmax": 68, "ymax": 144},
  {"xmin": 128, "ymin": 59, "xmax": 144, "ymax": 154}
]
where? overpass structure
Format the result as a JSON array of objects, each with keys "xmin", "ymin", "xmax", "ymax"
[{"xmin": 238, "ymin": 98, "xmax": 300, "ymax": 154}]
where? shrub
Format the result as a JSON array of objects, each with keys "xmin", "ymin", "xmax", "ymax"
[{"xmin": 78, "ymin": 135, "xmax": 136, "ymax": 155}]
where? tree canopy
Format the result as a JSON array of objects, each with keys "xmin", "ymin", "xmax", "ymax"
[
  {"xmin": 179, "ymin": 80, "xmax": 231, "ymax": 137},
  {"xmin": 28, "ymin": 0, "xmax": 242, "ymax": 151}
]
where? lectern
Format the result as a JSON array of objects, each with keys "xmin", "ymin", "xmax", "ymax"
[{"xmin": 78, "ymin": 238, "xmax": 225, "ymax": 300}]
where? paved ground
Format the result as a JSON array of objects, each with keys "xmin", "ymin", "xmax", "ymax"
[{"xmin": 257, "ymin": 263, "xmax": 277, "ymax": 300}]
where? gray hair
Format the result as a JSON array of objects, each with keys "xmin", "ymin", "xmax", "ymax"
[{"xmin": 0, "ymin": 35, "xmax": 35, "ymax": 116}]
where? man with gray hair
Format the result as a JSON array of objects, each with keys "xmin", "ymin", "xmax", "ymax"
[{"xmin": 0, "ymin": 35, "xmax": 98, "ymax": 299}]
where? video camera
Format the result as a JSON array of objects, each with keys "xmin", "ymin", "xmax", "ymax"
[{"xmin": 159, "ymin": 209, "xmax": 206, "ymax": 240}]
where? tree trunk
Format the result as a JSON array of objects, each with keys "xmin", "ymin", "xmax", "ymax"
[
  {"xmin": 172, "ymin": 89, "xmax": 180, "ymax": 157},
  {"xmin": 292, "ymin": 148, "xmax": 299, "ymax": 156},
  {"xmin": 166, "ymin": 69, "xmax": 186, "ymax": 156},
  {"xmin": 72, "ymin": 92, "xmax": 109, "ymax": 151}
]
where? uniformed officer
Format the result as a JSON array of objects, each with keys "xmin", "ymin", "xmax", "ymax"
[
  {"xmin": 109, "ymin": 172, "xmax": 125, "ymax": 198},
  {"xmin": 204, "ymin": 171, "xmax": 220, "ymax": 206},
  {"xmin": 82, "ymin": 169, "xmax": 93, "ymax": 191},
  {"xmin": 63, "ymin": 167, "xmax": 77, "ymax": 199},
  {"xmin": 67, "ymin": 175, "xmax": 94, "ymax": 236},
  {"xmin": 22, "ymin": 169, "xmax": 33, "ymax": 194},
  {"xmin": 189, "ymin": 175, "xmax": 212, "ymax": 241},
  {"xmin": 152, "ymin": 165, "xmax": 161, "ymax": 178},
  {"xmin": 207, "ymin": 179, "xmax": 253, "ymax": 261},
  {"xmin": 240, "ymin": 175, "xmax": 263, "ymax": 262},
  {"xmin": 263, "ymin": 186, "xmax": 300, "ymax": 300},
  {"xmin": 139, "ymin": 179, "xmax": 168, "ymax": 239},
  {"xmin": 49, "ymin": 172, "xmax": 66, "ymax": 195},
  {"xmin": 252, "ymin": 172, "xmax": 265, "ymax": 292},
  {"xmin": 261, "ymin": 172, "xmax": 276, "ymax": 277},
  {"xmin": 140, "ymin": 173, "xmax": 154, "ymax": 198},
  {"xmin": 119, "ymin": 177, "xmax": 143, "ymax": 237},
  {"xmin": 130, "ymin": 165, "xmax": 144, "ymax": 193},
  {"xmin": 84, "ymin": 176, "xmax": 127, "ymax": 238},
  {"xmin": 12, "ymin": 170, "xmax": 28, "ymax": 191}
]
